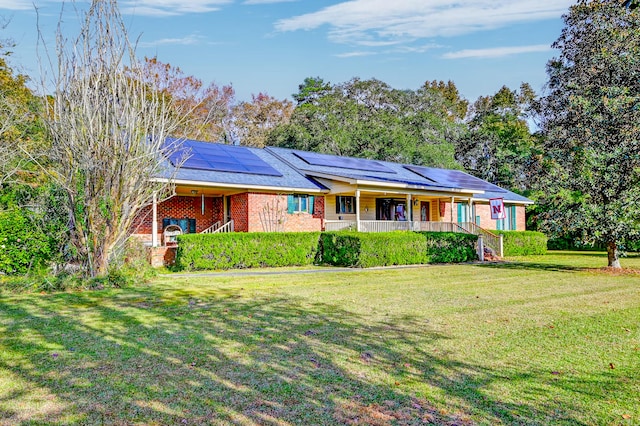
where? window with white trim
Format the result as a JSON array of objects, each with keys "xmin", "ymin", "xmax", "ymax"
[
  {"xmin": 287, "ymin": 194, "xmax": 314, "ymax": 214},
  {"xmin": 336, "ymin": 196, "xmax": 355, "ymax": 214}
]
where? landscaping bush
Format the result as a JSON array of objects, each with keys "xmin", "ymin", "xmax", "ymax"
[
  {"xmin": 494, "ymin": 230, "xmax": 548, "ymax": 256},
  {"xmin": 320, "ymin": 231, "xmax": 477, "ymax": 267},
  {"xmin": 0, "ymin": 208, "xmax": 52, "ymax": 275},
  {"xmin": 319, "ymin": 232, "xmax": 430, "ymax": 267},
  {"xmin": 175, "ymin": 232, "xmax": 321, "ymax": 271},
  {"xmin": 419, "ymin": 232, "xmax": 479, "ymax": 263}
]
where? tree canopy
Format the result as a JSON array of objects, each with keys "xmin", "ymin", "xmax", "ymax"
[
  {"xmin": 457, "ymin": 84, "xmax": 537, "ymax": 192},
  {"xmin": 269, "ymin": 77, "xmax": 466, "ymax": 169},
  {"xmin": 0, "ymin": 43, "xmax": 46, "ymax": 188},
  {"xmin": 536, "ymin": 0, "xmax": 640, "ymax": 267}
]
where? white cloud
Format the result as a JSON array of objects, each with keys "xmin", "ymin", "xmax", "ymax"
[
  {"xmin": 121, "ymin": 0, "xmax": 232, "ymax": 17},
  {"xmin": 443, "ymin": 44, "xmax": 552, "ymax": 59},
  {"xmin": 0, "ymin": 0, "xmax": 36, "ymax": 10},
  {"xmin": 275, "ymin": 0, "xmax": 574, "ymax": 45},
  {"xmin": 137, "ymin": 34, "xmax": 206, "ymax": 48},
  {"xmin": 336, "ymin": 51, "xmax": 376, "ymax": 58}
]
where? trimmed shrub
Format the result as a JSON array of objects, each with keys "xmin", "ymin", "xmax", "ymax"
[
  {"xmin": 320, "ymin": 231, "xmax": 477, "ymax": 267},
  {"xmin": 0, "ymin": 208, "xmax": 52, "ymax": 275},
  {"xmin": 175, "ymin": 232, "xmax": 321, "ymax": 271},
  {"xmin": 419, "ymin": 232, "xmax": 479, "ymax": 263},
  {"xmin": 493, "ymin": 231, "xmax": 548, "ymax": 256}
]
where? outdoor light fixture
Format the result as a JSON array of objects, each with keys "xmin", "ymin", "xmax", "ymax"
[{"xmin": 191, "ymin": 189, "xmax": 198, "ymax": 195}]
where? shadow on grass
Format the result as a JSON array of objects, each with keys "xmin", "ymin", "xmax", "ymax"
[
  {"xmin": 0, "ymin": 285, "xmax": 596, "ymax": 425},
  {"xmin": 475, "ymin": 261, "xmax": 586, "ymax": 273}
]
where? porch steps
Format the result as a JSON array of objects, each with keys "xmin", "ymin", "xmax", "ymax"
[{"xmin": 200, "ymin": 220, "xmax": 235, "ymax": 234}]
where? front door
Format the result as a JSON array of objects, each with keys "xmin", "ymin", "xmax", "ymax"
[
  {"xmin": 420, "ymin": 201, "xmax": 430, "ymax": 221},
  {"xmin": 376, "ymin": 198, "xmax": 407, "ymax": 221}
]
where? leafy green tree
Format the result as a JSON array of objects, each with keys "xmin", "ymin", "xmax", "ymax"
[
  {"xmin": 536, "ymin": 0, "xmax": 640, "ymax": 267},
  {"xmin": 457, "ymin": 84, "xmax": 537, "ymax": 191},
  {"xmin": 270, "ymin": 77, "xmax": 464, "ymax": 168},
  {"xmin": 292, "ymin": 76, "xmax": 331, "ymax": 105},
  {"xmin": 422, "ymin": 80, "xmax": 469, "ymax": 122},
  {"xmin": 0, "ymin": 42, "xmax": 47, "ymax": 188}
]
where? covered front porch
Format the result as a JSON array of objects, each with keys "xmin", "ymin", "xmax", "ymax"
[{"xmin": 322, "ymin": 188, "xmax": 503, "ymax": 255}]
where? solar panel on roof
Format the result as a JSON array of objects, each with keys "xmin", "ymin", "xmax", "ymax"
[
  {"xmin": 404, "ymin": 165, "xmax": 506, "ymax": 192},
  {"xmin": 165, "ymin": 139, "xmax": 283, "ymax": 177},
  {"xmin": 293, "ymin": 151, "xmax": 395, "ymax": 174}
]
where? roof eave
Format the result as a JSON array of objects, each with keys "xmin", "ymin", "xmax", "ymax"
[{"xmin": 151, "ymin": 177, "xmax": 328, "ymax": 194}]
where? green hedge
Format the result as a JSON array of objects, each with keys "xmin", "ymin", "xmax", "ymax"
[
  {"xmin": 320, "ymin": 231, "xmax": 477, "ymax": 267},
  {"xmin": 0, "ymin": 209, "xmax": 52, "ymax": 275},
  {"xmin": 493, "ymin": 231, "xmax": 548, "ymax": 256},
  {"xmin": 419, "ymin": 232, "xmax": 479, "ymax": 263},
  {"xmin": 175, "ymin": 232, "xmax": 321, "ymax": 271}
]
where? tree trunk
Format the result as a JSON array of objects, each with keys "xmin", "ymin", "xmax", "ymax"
[{"xmin": 607, "ymin": 241, "xmax": 621, "ymax": 268}]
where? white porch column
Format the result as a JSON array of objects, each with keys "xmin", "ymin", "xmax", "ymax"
[
  {"xmin": 151, "ymin": 192, "xmax": 158, "ymax": 247},
  {"xmin": 468, "ymin": 198, "xmax": 473, "ymax": 225},
  {"xmin": 406, "ymin": 194, "xmax": 412, "ymax": 221},
  {"xmin": 355, "ymin": 189, "xmax": 361, "ymax": 232}
]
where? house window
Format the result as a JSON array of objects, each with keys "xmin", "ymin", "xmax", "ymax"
[
  {"xmin": 336, "ymin": 196, "xmax": 355, "ymax": 214},
  {"xmin": 287, "ymin": 194, "xmax": 315, "ymax": 214},
  {"xmin": 497, "ymin": 205, "xmax": 517, "ymax": 230}
]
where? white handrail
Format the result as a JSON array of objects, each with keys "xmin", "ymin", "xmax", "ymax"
[
  {"xmin": 200, "ymin": 221, "xmax": 221, "ymax": 234},
  {"xmin": 214, "ymin": 220, "xmax": 234, "ymax": 233}
]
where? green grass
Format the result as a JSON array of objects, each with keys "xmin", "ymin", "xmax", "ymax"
[{"xmin": 1, "ymin": 251, "xmax": 639, "ymax": 425}]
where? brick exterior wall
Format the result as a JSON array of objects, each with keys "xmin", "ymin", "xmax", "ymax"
[
  {"xmin": 131, "ymin": 195, "xmax": 224, "ymax": 243},
  {"xmin": 430, "ymin": 200, "xmax": 526, "ymax": 231},
  {"xmin": 473, "ymin": 203, "xmax": 526, "ymax": 231},
  {"xmin": 230, "ymin": 193, "xmax": 249, "ymax": 232},
  {"xmin": 515, "ymin": 205, "xmax": 526, "ymax": 231},
  {"xmin": 244, "ymin": 193, "xmax": 324, "ymax": 232}
]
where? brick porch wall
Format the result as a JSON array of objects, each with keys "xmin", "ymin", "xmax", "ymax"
[
  {"xmin": 246, "ymin": 193, "xmax": 324, "ymax": 232},
  {"xmin": 131, "ymin": 195, "xmax": 224, "ymax": 241},
  {"xmin": 474, "ymin": 204, "xmax": 526, "ymax": 231}
]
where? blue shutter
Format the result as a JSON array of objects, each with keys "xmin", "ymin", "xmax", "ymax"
[
  {"xmin": 309, "ymin": 196, "xmax": 315, "ymax": 214},
  {"xmin": 510, "ymin": 205, "xmax": 517, "ymax": 230},
  {"xmin": 457, "ymin": 203, "xmax": 462, "ymax": 224},
  {"xmin": 287, "ymin": 195, "xmax": 295, "ymax": 214}
]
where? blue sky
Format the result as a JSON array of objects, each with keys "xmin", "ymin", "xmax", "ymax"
[{"xmin": 2, "ymin": 0, "xmax": 575, "ymax": 103}]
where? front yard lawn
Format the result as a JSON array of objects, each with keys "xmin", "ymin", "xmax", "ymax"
[{"xmin": 1, "ymin": 252, "xmax": 639, "ymax": 425}]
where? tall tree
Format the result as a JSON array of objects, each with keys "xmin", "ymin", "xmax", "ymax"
[
  {"xmin": 536, "ymin": 0, "xmax": 640, "ymax": 267},
  {"xmin": 269, "ymin": 77, "xmax": 464, "ymax": 168},
  {"xmin": 422, "ymin": 80, "xmax": 469, "ymax": 122},
  {"xmin": 42, "ymin": 1, "xmax": 183, "ymax": 277},
  {"xmin": 232, "ymin": 93, "xmax": 293, "ymax": 147},
  {"xmin": 457, "ymin": 84, "xmax": 537, "ymax": 191},
  {"xmin": 138, "ymin": 56, "xmax": 235, "ymax": 142},
  {"xmin": 0, "ymin": 41, "xmax": 46, "ymax": 187}
]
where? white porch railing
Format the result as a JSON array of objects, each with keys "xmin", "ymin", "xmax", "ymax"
[
  {"xmin": 200, "ymin": 221, "xmax": 222, "ymax": 234},
  {"xmin": 324, "ymin": 220, "xmax": 357, "ymax": 231},
  {"xmin": 323, "ymin": 220, "xmax": 502, "ymax": 257},
  {"xmin": 200, "ymin": 220, "xmax": 234, "ymax": 234}
]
